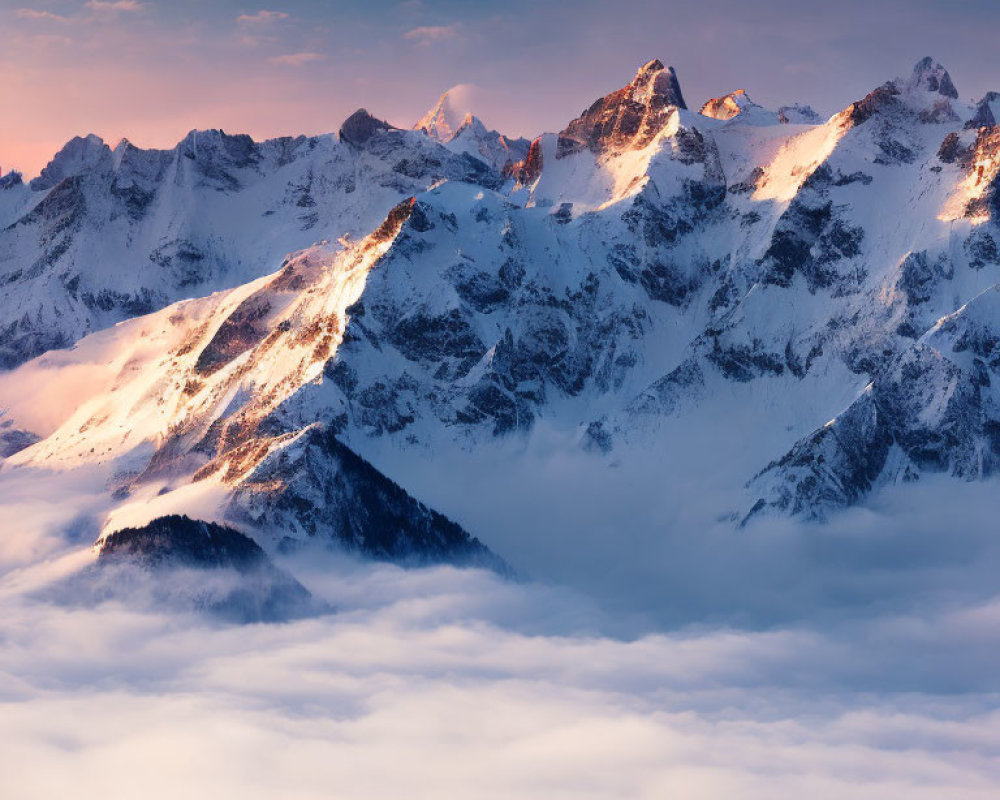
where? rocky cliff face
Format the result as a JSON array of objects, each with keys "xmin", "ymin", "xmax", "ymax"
[
  {"xmin": 560, "ymin": 59, "xmax": 687, "ymax": 154},
  {"xmin": 748, "ymin": 285, "xmax": 1000, "ymax": 520}
]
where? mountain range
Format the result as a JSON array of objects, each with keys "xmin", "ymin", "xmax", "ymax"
[{"xmin": 2, "ymin": 56, "xmax": 1000, "ymax": 578}]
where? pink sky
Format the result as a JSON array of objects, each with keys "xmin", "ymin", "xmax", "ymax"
[{"xmin": 3, "ymin": 0, "xmax": 999, "ymax": 178}]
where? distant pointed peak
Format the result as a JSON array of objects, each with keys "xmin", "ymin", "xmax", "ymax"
[
  {"xmin": 557, "ymin": 59, "xmax": 687, "ymax": 155},
  {"xmin": 907, "ymin": 56, "xmax": 958, "ymax": 99},
  {"xmin": 339, "ymin": 108, "xmax": 394, "ymax": 147},
  {"xmin": 637, "ymin": 58, "xmax": 665, "ymax": 76},
  {"xmin": 777, "ymin": 104, "xmax": 821, "ymax": 124},
  {"xmin": 453, "ymin": 113, "xmax": 488, "ymax": 137},
  {"xmin": 628, "ymin": 59, "xmax": 686, "ymax": 110},
  {"xmin": 0, "ymin": 169, "xmax": 23, "ymax": 190},
  {"xmin": 112, "ymin": 137, "xmax": 140, "ymax": 157},
  {"xmin": 29, "ymin": 133, "xmax": 111, "ymax": 190},
  {"xmin": 966, "ymin": 91, "xmax": 1000, "ymax": 130},
  {"xmin": 700, "ymin": 89, "xmax": 756, "ymax": 121},
  {"xmin": 845, "ymin": 59, "xmax": 960, "ymax": 126},
  {"xmin": 415, "ymin": 85, "xmax": 483, "ymax": 142}
]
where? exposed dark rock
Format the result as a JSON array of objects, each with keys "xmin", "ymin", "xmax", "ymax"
[
  {"xmin": 748, "ymin": 286, "xmax": 1000, "ymax": 519},
  {"xmin": 895, "ymin": 250, "xmax": 950, "ymax": 304},
  {"xmin": 745, "ymin": 390, "xmax": 892, "ymax": 522},
  {"xmin": 179, "ymin": 129, "xmax": 261, "ymax": 191},
  {"xmin": 847, "ymin": 83, "xmax": 902, "ymax": 126},
  {"xmin": 937, "ymin": 132, "xmax": 969, "ymax": 164},
  {"xmin": 101, "ymin": 514, "xmax": 267, "ymax": 570},
  {"xmin": 0, "ymin": 423, "xmax": 40, "ymax": 458},
  {"xmin": 96, "ymin": 514, "xmax": 316, "ymax": 622},
  {"xmin": 966, "ymin": 92, "xmax": 1000, "ymax": 130},
  {"xmin": 759, "ymin": 196, "xmax": 864, "ymax": 291},
  {"xmin": 225, "ymin": 426, "xmax": 510, "ymax": 572},
  {"xmin": 628, "ymin": 357, "xmax": 704, "ymax": 417},
  {"xmin": 0, "ymin": 171, "xmax": 23, "ymax": 190},
  {"xmin": 707, "ymin": 339, "xmax": 785, "ymax": 382},
  {"xmin": 514, "ymin": 137, "xmax": 544, "ymax": 184},
  {"xmin": 909, "ymin": 57, "xmax": 959, "ymax": 99},
  {"xmin": 961, "ymin": 126, "xmax": 1000, "ymax": 220},
  {"xmin": 966, "ymin": 229, "xmax": 1000, "ymax": 270},
  {"xmin": 339, "ymin": 109, "xmax": 394, "ymax": 147},
  {"xmin": 194, "ymin": 294, "xmax": 272, "ymax": 376}
]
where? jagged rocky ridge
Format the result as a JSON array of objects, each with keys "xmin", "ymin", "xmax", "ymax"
[
  {"xmin": 0, "ymin": 197, "xmax": 508, "ymax": 567},
  {"xmin": 2, "ymin": 55, "xmax": 1000, "ymax": 552},
  {"xmin": 0, "ymin": 114, "xmax": 499, "ymax": 368},
  {"xmin": 747, "ymin": 285, "xmax": 1000, "ymax": 520}
]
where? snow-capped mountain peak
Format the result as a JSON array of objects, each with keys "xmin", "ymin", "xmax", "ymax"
[
  {"xmin": 415, "ymin": 86, "xmax": 479, "ymax": 142},
  {"xmin": 777, "ymin": 103, "xmax": 822, "ymax": 124},
  {"xmin": 4, "ymin": 53, "xmax": 1000, "ymax": 562},
  {"xmin": 698, "ymin": 89, "xmax": 781, "ymax": 125},
  {"xmin": 557, "ymin": 59, "xmax": 688, "ymax": 157},
  {"xmin": 414, "ymin": 93, "xmax": 531, "ymax": 172},
  {"xmin": 967, "ymin": 92, "xmax": 1000, "ymax": 129},
  {"xmin": 30, "ymin": 133, "xmax": 112, "ymax": 190},
  {"xmin": 629, "ymin": 59, "xmax": 687, "ymax": 109},
  {"xmin": 906, "ymin": 56, "xmax": 959, "ymax": 99},
  {"xmin": 453, "ymin": 112, "xmax": 488, "ymax": 139},
  {"xmin": 700, "ymin": 89, "xmax": 753, "ymax": 120}
]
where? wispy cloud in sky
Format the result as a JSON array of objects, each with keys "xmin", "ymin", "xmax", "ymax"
[
  {"xmin": 13, "ymin": 8, "xmax": 70, "ymax": 22},
  {"xmin": 84, "ymin": 0, "xmax": 145, "ymax": 12},
  {"xmin": 403, "ymin": 23, "xmax": 461, "ymax": 46},
  {"xmin": 268, "ymin": 51, "xmax": 325, "ymax": 66},
  {"xmin": 237, "ymin": 9, "xmax": 290, "ymax": 25}
]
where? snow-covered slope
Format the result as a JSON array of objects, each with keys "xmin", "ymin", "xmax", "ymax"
[
  {"xmin": 3, "ymin": 56, "xmax": 1000, "ymax": 568},
  {"xmin": 0, "ymin": 113, "xmax": 499, "ymax": 368},
  {"xmin": 748, "ymin": 283, "xmax": 1000, "ymax": 520},
  {"xmin": 0, "ymin": 199, "xmax": 504, "ymax": 567}
]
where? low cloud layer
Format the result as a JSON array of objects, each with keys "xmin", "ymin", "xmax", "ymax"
[
  {"xmin": 3, "ymin": 418, "xmax": 1000, "ymax": 797},
  {"xmin": 1, "ymin": 556, "xmax": 999, "ymax": 799}
]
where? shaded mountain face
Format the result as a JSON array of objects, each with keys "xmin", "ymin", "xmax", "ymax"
[
  {"xmin": 92, "ymin": 514, "xmax": 317, "ymax": 622},
  {"xmin": 224, "ymin": 425, "xmax": 508, "ymax": 570},
  {"xmin": 747, "ymin": 285, "xmax": 1000, "ymax": 520},
  {"xmin": 100, "ymin": 513, "xmax": 282, "ymax": 569},
  {"xmin": 3, "ymin": 55, "xmax": 1000, "ymax": 560},
  {"xmin": 777, "ymin": 104, "xmax": 822, "ymax": 125},
  {"xmin": 0, "ymin": 197, "xmax": 508, "ymax": 569}
]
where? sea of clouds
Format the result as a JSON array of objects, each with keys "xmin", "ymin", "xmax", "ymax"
[{"xmin": 2, "ymin": 451, "xmax": 1000, "ymax": 798}]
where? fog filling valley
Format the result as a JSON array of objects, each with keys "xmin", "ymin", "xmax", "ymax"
[{"xmin": 2, "ymin": 444, "xmax": 999, "ymax": 799}]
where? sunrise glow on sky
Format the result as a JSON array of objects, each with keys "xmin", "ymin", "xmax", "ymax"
[{"xmin": 2, "ymin": 0, "xmax": 998, "ymax": 176}]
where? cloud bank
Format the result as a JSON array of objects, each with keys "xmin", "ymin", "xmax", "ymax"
[
  {"xmin": 1, "ymin": 555, "xmax": 999, "ymax": 799},
  {"xmin": 2, "ymin": 459, "xmax": 1000, "ymax": 798}
]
